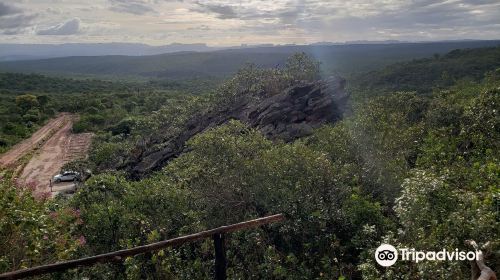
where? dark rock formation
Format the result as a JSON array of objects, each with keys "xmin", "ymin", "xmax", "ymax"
[
  {"xmin": 127, "ymin": 76, "xmax": 349, "ymax": 178},
  {"xmin": 240, "ymin": 76, "xmax": 348, "ymax": 140}
]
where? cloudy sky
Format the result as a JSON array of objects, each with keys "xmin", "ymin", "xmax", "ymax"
[{"xmin": 0, "ymin": 0, "xmax": 499, "ymax": 46}]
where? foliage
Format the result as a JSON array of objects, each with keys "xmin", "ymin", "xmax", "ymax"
[
  {"xmin": 285, "ymin": 52, "xmax": 321, "ymax": 81},
  {"xmin": 88, "ymin": 53, "xmax": 322, "ymax": 172},
  {"xmin": 355, "ymin": 46, "xmax": 500, "ymax": 94},
  {"xmin": 15, "ymin": 94, "xmax": 39, "ymax": 112},
  {"xmin": 305, "ymin": 91, "xmax": 427, "ymax": 204},
  {"xmin": 0, "ymin": 49, "xmax": 499, "ymax": 279},
  {"xmin": 0, "ymin": 72, "xmax": 192, "ymax": 152},
  {"xmin": 1, "ymin": 41, "xmax": 499, "ymax": 80},
  {"xmin": 0, "ymin": 177, "xmax": 82, "ymax": 274},
  {"xmin": 65, "ymin": 172, "xmax": 199, "ymax": 279},
  {"xmin": 70, "ymin": 120, "xmax": 389, "ymax": 279},
  {"xmin": 0, "ymin": 73, "xmax": 139, "ymax": 95},
  {"xmin": 359, "ymin": 80, "xmax": 500, "ymax": 279}
]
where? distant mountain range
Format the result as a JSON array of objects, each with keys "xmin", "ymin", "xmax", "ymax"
[
  {"xmin": 2, "ymin": 40, "xmax": 497, "ymax": 62},
  {"xmin": 0, "ymin": 43, "xmax": 220, "ymax": 61},
  {"xmin": 0, "ymin": 40, "xmax": 499, "ymax": 81}
]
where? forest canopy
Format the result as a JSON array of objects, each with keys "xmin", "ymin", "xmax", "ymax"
[{"xmin": 0, "ymin": 48, "xmax": 499, "ymax": 279}]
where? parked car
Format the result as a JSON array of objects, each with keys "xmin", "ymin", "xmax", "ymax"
[{"xmin": 53, "ymin": 171, "xmax": 80, "ymax": 183}]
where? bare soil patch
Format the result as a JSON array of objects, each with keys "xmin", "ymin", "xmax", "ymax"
[
  {"xmin": 1, "ymin": 113, "xmax": 93, "ymax": 195},
  {"xmin": 0, "ymin": 113, "xmax": 71, "ymax": 167},
  {"xmin": 21, "ymin": 126, "xmax": 93, "ymax": 195}
]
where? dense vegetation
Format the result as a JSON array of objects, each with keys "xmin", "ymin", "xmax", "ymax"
[
  {"xmin": 0, "ymin": 92, "xmax": 52, "ymax": 153},
  {"xmin": 1, "ymin": 40, "xmax": 499, "ymax": 80},
  {"xmin": 0, "ymin": 73, "xmax": 138, "ymax": 94},
  {"xmin": 0, "ymin": 72, "xmax": 216, "ymax": 153},
  {"xmin": 0, "ymin": 48, "xmax": 499, "ymax": 279},
  {"xmin": 355, "ymin": 46, "xmax": 500, "ymax": 93}
]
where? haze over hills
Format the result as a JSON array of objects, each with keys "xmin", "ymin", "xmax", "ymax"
[
  {"xmin": 0, "ymin": 41, "xmax": 407, "ymax": 61},
  {"xmin": 0, "ymin": 40, "xmax": 499, "ymax": 81},
  {"xmin": 0, "ymin": 43, "xmax": 219, "ymax": 61}
]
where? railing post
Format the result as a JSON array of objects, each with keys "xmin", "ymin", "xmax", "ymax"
[
  {"xmin": 213, "ymin": 233, "xmax": 226, "ymax": 280},
  {"xmin": 0, "ymin": 214, "xmax": 284, "ymax": 280}
]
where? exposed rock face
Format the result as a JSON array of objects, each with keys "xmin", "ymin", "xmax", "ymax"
[
  {"xmin": 128, "ymin": 76, "xmax": 349, "ymax": 178},
  {"xmin": 240, "ymin": 76, "xmax": 348, "ymax": 140}
]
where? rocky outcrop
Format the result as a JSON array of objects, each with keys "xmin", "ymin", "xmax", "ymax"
[
  {"xmin": 240, "ymin": 76, "xmax": 348, "ymax": 140},
  {"xmin": 127, "ymin": 76, "xmax": 349, "ymax": 178}
]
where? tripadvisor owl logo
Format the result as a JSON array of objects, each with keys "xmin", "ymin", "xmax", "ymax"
[
  {"xmin": 375, "ymin": 244, "xmax": 398, "ymax": 267},
  {"xmin": 374, "ymin": 243, "xmax": 480, "ymax": 267}
]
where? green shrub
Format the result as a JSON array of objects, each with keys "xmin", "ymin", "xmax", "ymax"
[
  {"xmin": 72, "ymin": 119, "xmax": 92, "ymax": 133},
  {"xmin": 22, "ymin": 108, "xmax": 40, "ymax": 123}
]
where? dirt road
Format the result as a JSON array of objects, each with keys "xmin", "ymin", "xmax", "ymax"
[
  {"xmin": 21, "ymin": 124, "xmax": 93, "ymax": 194},
  {"xmin": 0, "ymin": 113, "xmax": 93, "ymax": 195},
  {"xmin": 0, "ymin": 113, "xmax": 71, "ymax": 167}
]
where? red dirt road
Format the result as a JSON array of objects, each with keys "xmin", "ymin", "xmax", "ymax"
[
  {"xmin": 0, "ymin": 113, "xmax": 71, "ymax": 167},
  {"xmin": 0, "ymin": 113, "xmax": 93, "ymax": 195}
]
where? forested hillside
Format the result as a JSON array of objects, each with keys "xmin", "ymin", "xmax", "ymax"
[
  {"xmin": 1, "ymin": 41, "xmax": 499, "ymax": 80},
  {"xmin": 0, "ymin": 49, "xmax": 498, "ymax": 279},
  {"xmin": 356, "ymin": 46, "xmax": 500, "ymax": 93},
  {"xmin": 0, "ymin": 73, "xmax": 138, "ymax": 94}
]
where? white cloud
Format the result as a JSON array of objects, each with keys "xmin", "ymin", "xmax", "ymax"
[
  {"xmin": 37, "ymin": 17, "xmax": 81, "ymax": 35},
  {"xmin": 109, "ymin": 0, "xmax": 155, "ymax": 15},
  {"xmin": 1, "ymin": 0, "xmax": 499, "ymax": 44}
]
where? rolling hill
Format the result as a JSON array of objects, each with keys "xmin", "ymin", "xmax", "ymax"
[
  {"xmin": 355, "ymin": 46, "xmax": 500, "ymax": 92},
  {"xmin": 0, "ymin": 40, "xmax": 499, "ymax": 81}
]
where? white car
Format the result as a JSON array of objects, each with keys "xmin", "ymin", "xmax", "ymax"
[{"xmin": 53, "ymin": 171, "xmax": 80, "ymax": 183}]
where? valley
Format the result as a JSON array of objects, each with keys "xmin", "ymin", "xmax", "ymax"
[
  {"xmin": 1, "ymin": 0, "xmax": 499, "ymax": 278},
  {"xmin": 1, "ymin": 41, "xmax": 500, "ymax": 80},
  {"xmin": 0, "ymin": 43, "xmax": 498, "ymax": 280}
]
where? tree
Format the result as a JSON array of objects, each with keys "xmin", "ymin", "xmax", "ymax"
[
  {"xmin": 284, "ymin": 52, "xmax": 321, "ymax": 82},
  {"xmin": 22, "ymin": 108, "xmax": 40, "ymax": 123},
  {"xmin": 108, "ymin": 118, "xmax": 136, "ymax": 136},
  {"xmin": 0, "ymin": 179, "xmax": 82, "ymax": 273},
  {"xmin": 36, "ymin": 95, "xmax": 50, "ymax": 107},
  {"xmin": 15, "ymin": 94, "xmax": 38, "ymax": 112},
  {"xmin": 360, "ymin": 170, "xmax": 498, "ymax": 279},
  {"xmin": 161, "ymin": 120, "xmax": 389, "ymax": 279}
]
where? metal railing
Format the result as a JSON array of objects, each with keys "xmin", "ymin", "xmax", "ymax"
[{"xmin": 0, "ymin": 214, "xmax": 285, "ymax": 280}]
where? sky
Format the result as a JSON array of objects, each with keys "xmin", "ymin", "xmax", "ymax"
[{"xmin": 0, "ymin": 0, "xmax": 499, "ymax": 46}]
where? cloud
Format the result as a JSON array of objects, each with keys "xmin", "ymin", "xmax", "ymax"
[
  {"xmin": 364, "ymin": 0, "xmax": 500, "ymax": 29},
  {"xmin": 0, "ymin": 2, "xmax": 22, "ymax": 16},
  {"xmin": 109, "ymin": 0, "xmax": 155, "ymax": 15},
  {"xmin": 0, "ymin": 13, "xmax": 37, "ymax": 29},
  {"xmin": 0, "ymin": 2, "xmax": 37, "ymax": 34},
  {"xmin": 1, "ymin": 0, "xmax": 500, "ymax": 44},
  {"xmin": 188, "ymin": 24, "xmax": 211, "ymax": 31},
  {"xmin": 192, "ymin": 2, "xmax": 237, "ymax": 19},
  {"xmin": 191, "ymin": 0, "xmax": 309, "ymax": 25},
  {"xmin": 37, "ymin": 18, "xmax": 81, "ymax": 35}
]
